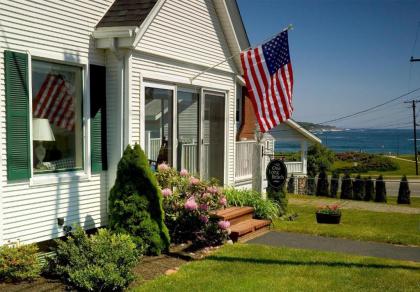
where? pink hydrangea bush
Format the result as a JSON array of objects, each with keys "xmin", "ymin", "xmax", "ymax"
[{"xmin": 156, "ymin": 165, "xmax": 229, "ymax": 247}]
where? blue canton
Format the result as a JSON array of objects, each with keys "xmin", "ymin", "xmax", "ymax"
[{"xmin": 262, "ymin": 31, "xmax": 290, "ymax": 76}]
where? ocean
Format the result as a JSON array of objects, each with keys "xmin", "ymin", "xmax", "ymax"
[{"xmin": 274, "ymin": 129, "xmax": 420, "ymax": 154}]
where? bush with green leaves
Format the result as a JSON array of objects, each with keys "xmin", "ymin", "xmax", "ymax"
[
  {"xmin": 157, "ymin": 166, "xmax": 229, "ymax": 248},
  {"xmin": 340, "ymin": 173, "xmax": 353, "ymax": 200},
  {"xmin": 109, "ymin": 144, "xmax": 170, "ymax": 255},
  {"xmin": 223, "ymin": 188, "xmax": 280, "ymax": 221},
  {"xmin": 45, "ymin": 227, "xmax": 139, "ymax": 291},
  {"xmin": 266, "ymin": 186, "xmax": 288, "ymax": 217},
  {"xmin": 307, "ymin": 143, "xmax": 335, "ymax": 174},
  {"xmin": 364, "ymin": 176, "xmax": 374, "ymax": 201},
  {"xmin": 287, "ymin": 174, "xmax": 295, "ymax": 194},
  {"xmin": 316, "ymin": 169, "xmax": 329, "ymax": 197},
  {"xmin": 0, "ymin": 244, "xmax": 41, "ymax": 282},
  {"xmin": 353, "ymin": 174, "xmax": 365, "ymax": 200},
  {"xmin": 397, "ymin": 175, "xmax": 411, "ymax": 204},
  {"xmin": 330, "ymin": 172, "xmax": 339, "ymax": 198},
  {"xmin": 375, "ymin": 175, "xmax": 387, "ymax": 203},
  {"xmin": 335, "ymin": 152, "xmax": 399, "ymax": 173},
  {"xmin": 306, "ymin": 173, "xmax": 317, "ymax": 195}
]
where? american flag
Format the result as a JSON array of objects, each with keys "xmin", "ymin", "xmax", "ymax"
[
  {"xmin": 33, "ymin": 74, "xmax": 75, "ymax": 131},
  {"xmin": 240, "ymin": 30, "xmax": 294, "ymax": 133}
]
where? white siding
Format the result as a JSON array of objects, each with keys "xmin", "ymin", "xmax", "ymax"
[
  {"xmin": 0, "ymin": 0, "xmax": 113, "ymax": 244},
  {"xmin": 131, "ymin": 0, "xmax": 237, "ymax": 185}
]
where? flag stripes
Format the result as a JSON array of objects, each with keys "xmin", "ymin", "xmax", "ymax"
[{"xmin": 33, "ymin": 74, "xmax": 75, "ymax": 131}]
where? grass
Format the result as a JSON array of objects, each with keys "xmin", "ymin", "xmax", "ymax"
[
  {"xmin": 134, "ymin": 244, "xmax": 420, "ymax": 292},
  {"xmin": 274, "ymin": 204, "xmax": 420, "ymax": 246},
  {"xmin": 398, "ymin": 154, "xmax": 416, "ymax": 161}
]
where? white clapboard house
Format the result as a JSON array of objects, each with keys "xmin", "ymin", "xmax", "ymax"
[{"xmin": 0, "ymin": 0, "xmax": 318, "ymax": 246}]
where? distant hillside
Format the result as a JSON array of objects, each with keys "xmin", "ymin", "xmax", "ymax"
[{"xmin": 297, "ymin": 121, "xmax": 340, "ymax": 132}]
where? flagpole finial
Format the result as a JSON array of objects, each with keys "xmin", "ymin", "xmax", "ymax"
[{"xmin": 287, "ymin": 24, "xmax": 294, "ymax": 31}]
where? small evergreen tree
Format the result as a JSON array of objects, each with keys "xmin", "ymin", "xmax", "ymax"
[
  {"xmin": 397, "ymin": 175, "xmax": 411, "ymax": 204},
  {"xmin": 109, "ymin": 144, "xmax": 170, "ymax": 255},
  {"xmin": 364, "ymin": 176, "xmax": 374, "ymax": 201},
  {"xmin": 353, "ymin": 174, "xmax": 365, "ymax": 200},
  {"xmin": 340, "ymin": 172, "xmax": 353, "ymax": 200},
  {"xmin": 316, "ymin": 169, "xmax": 329, "ymax": 197},
  {"xmin": 306, "ymin": 172, "xmax": 316, "ymax": 196},
  {"xmin": 267, "ymin": 186, "xmax": 288, "ymax": 216},
  {"xmin": 375, "ymin": 175, "xmax": 387, "ymax": 203},
  {"xmin": 330, "ymin": 171, "xmax": 339, "ymax": 198},
  {"xmin": 287, "ymin": 174, "xmax": 295, "ymax": 194}
]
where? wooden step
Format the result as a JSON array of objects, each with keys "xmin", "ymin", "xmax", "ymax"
[
  {"xmin": 211, "ymin": 206, "xmax": 255, "ymax": 225},
  {"xmin": 230, "ymin": 219, "xmax": 271, "ymax": 242}
]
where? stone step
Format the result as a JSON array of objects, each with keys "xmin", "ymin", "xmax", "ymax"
[
  {"xmin": 230, "ymin": 219, "xmax": 271, "ymax": 242},
  {"xmin": 211, "ymin": 206, "xmax": 255, "ymax": 225}
]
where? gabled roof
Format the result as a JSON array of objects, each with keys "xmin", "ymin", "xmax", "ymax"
[
  {"xmin": 284, "ymin": 119, "xmax": 322, "ymax": 144},
  {"xmin": 96, "ymin": 0, "xmax": 158, "ymax": 28}
]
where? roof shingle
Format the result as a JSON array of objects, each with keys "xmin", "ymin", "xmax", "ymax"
[{"xmin": 97, "ymin": 0, "xmax": 158, "ymax": 28}]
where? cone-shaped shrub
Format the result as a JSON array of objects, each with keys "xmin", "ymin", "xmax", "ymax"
[
  {"xmin": 307, "ymin": 172, "xmax": 316, "ymax": 195},
  {"xmin": 375, "ymin": 175, "xmax": 387, "ymax": 203},
  {"xmin": 109, "ymin": 144, "xmax": 170, "ymax": 255},
  {"xmin": 287, "ymin": 174, "xmax": 295, "ymax": 194},
  {"xmin": 316, "ymin": 169, "xmax": 329, "ymax": 197},
  {"xmin": 330, "ymin": 172, "xmax": 339, "ymax": 198},
  {"xmin": 397, "ymin": 175, "xmax": 411, "ymax": 204},
  {"xmin": 353, "ymin": 174, "xmax": 365, "ymax": 200},
  {"xmin": 364, "ymin": 176, "xmax": 374, "ymax": 201},
  {"xmin": 340, "ymin": 173, "xmax": 353, "ymax": 200}
]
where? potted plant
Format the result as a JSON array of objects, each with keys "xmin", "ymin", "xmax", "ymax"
[{"xmin": 316, "ymin": 204, "xmax": 341, "ymax": 224}]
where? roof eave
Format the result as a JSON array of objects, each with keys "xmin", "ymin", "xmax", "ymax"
[{"xmin": 285, "ymin": 119, "xmax": 322, "ymax": 144}]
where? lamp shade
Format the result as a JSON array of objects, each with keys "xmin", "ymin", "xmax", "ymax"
[{"xmin": 32, "ymin": 118, "xmax": 55, "ymax": 142}]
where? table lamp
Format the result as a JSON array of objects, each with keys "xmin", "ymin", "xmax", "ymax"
[{"xmin": 32, "ymin": 118, "xmax": 55, "ymax": 165}]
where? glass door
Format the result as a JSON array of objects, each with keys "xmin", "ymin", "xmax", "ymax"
[
  {"xmin": 201, "ymin": 90, "xmax": 225, "ymax": 184},
  {"xmin": 144, "ymin": 84, "xmax": 175, "ymax": 166}
]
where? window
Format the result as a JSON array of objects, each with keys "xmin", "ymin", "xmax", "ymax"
[{"xmin": 31, "ymin": 60, "xmax": 83, "ymax": 173}]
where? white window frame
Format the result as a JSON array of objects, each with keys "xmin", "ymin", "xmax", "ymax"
[{"xmin": 27, "ymin": 53, "xmax": 91, "ymax": 186}]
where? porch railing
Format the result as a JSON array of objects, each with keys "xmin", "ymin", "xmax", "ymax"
[{"xmin": 235, "ymin": 141, "xmax": 255, "ymax": 181}]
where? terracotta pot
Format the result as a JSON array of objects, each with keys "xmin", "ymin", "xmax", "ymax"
[{"xmin": 316, "ymin": 212, "xmax": 341, "ymax": 224}]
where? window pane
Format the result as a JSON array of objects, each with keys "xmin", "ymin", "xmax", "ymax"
[
  {"xmin": 145, "ymin": 87, "xmax": 173, "ymax": 165},
  {"xmin": 32, "ymin": 60, "xmax": 83, "ymax": 173},
  {"xmin": 177, "ymin": 89, "xmax": 199, "ymax": 175}
]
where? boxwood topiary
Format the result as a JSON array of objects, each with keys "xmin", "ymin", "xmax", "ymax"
[
  {"xmin": 330, "ymin": 171, "xmax": 339, "ymax": 198},
  {"xmin": 364, "ymin": 176, "xmax": 374, "ymax": 201},
  {"xmin": 397, "ymin": 175, "xmax": 411, "ymax": 204},
  {"xmin": 340, "ymin": 172, "xmax": 353, "ymax": 200},
  {"xmin": 316, "ymin": 169, "xmax": 329, "ymax": 197},
  {"xmin": 108, "ymin": 143, "xmax": 170, "ymax": 255},
  {"xmin": 353, "ymin": 174, "xmax": 365, "ymax": 200},
  {"xmin": 375, "ymin": 175, "xmax": 387, "ymax": 203},
  {"xmin": 287, "ymin": 174, "xmax": 295, "ymax": 194}
]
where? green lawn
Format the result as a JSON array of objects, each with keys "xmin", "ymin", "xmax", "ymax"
[
  {"xmin": 398, "ymin": 154, "xmax": 416, "ymax": 161},
  {"xmin": 134, "ymin": 244, "xmax": 420, "ymax": 292},
  {"xmin": 274, "ymin": 204, "xmax": 420, "ymax": 246}
]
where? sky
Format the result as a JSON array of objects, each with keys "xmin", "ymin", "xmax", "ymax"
[{"xmin": 237, "ymin": 0, "xmax": 420, "ymax": 129}]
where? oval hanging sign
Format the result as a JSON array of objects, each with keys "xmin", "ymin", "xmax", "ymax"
[{"xmin": 266, "ymin": 159, "xmax": 288, "ymax": 190}]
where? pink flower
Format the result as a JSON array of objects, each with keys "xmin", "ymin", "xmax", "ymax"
[
  {"xmin": 199, "ymin": 203, "xmax": 209, "ymax": 211},
  {"xmin": 184, "ymin": 197, "xmax": 198, "ymax": 211},
  {"xmin": 219, "ymin": 196, "xmax": 227, "ymax": 206},
  {"xmin": 202, "ymin": 193, "xmax": 211, "ymax": 199},
  {"xmin": 207, "ymin": 186, "xmax": 218, "ymax": 194},
  {"xmin": 180, "ymin": 169, "xmax": 189, "ymax": 177},
  {"xmin": 158, "ymin": 163, "xmax": 170, "ymax": 172},
  {"xmin": 189, "ymin": 177, "xmax": 200, "ymax": 185},
  {"xmin": 199, "ymin": 215, "xmax": 209, "ymax": 224},
  {"xmin": 218, "ymin": 220, "xmax": 230, "ymax": 230},
  {"xmin": 161, "ymin": 188, "xmax": 172, "ymax": 197}
]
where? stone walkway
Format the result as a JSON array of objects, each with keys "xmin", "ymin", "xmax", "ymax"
[
  {"xmin": 289, "ymin": 198, "xmax": 420, "ymax": 214},
  {"xmin": 248, "ymin": 231, "xmax": 420, "ymax": 262}
]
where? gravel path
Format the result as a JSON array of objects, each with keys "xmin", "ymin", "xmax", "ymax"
[{"xmin": 289, "ymin": 198, "xmax": 420, "ymax": 214}]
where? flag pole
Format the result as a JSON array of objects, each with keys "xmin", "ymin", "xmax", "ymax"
[{"xmin": 189, "ymin": 24, "xmax": 293, "ymax": 82}]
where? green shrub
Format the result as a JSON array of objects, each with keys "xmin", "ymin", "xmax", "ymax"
[
  {"xmin": 266, "ymin": 187, "xmax": 288, "ymax": 217},
  {"xmin": 316, "ymin": 169, "xmax": 329, "ymax": 197},
  {"xmin": 223, "ymin": 188, "xmax": 280, "ymax": 220},
  {"xmin": 330, "ymin": 172, "xmax": 339, "ymax": 198},
  {"xmin": 397, "ymin": 175, "xmax": 411, "ymax": 204},
  {"xmin": 306, "ymin": 173, "xmax": 317, "ymax": 196},
  {"xmin": 353, "ymin": 174, "xmax": 365, "ymax": 200},
  {"xmin": 287, "ymin": 174, "xmax": 295, "ymax": 194},
  {"xmin": 46, "ymin": 227, "xmax": 139, "ymax": 291},
  {"xmin": 307, "ymin": 144, "xmax": 335, "ymax": 173},
  {"xmin": 364, "ymin": 176, "xmax": 374, "ymax": 201},
  {"xmin": 109, "ymin": 144, "xmax": 170, "ymax": 255},
  {"xmin": 375, "ymin": 175, "xmax": 387, "ymax": 203},
  {"xmin": 340, "ymin": 173, "xmax": 353, "ymax": 200},
  {"xmin": 0, "ymin": 244, "xmax": 41, "ymax": 282},
  {"xmin": 335, "ymin": 152, "xmax": 399, "ymax": 173}
]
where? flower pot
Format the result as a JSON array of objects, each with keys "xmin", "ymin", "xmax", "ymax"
[{"xmin": 316, "ymin": 212, "xmax": 341, "ymax": 224}]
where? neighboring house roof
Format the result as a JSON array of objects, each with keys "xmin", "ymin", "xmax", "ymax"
[
  {"xmin": 96, "ymin": 0, "xmax": 158, "ymax": 28},
  {"xmin": 284, "ymin": 119, "xmax": 322, "ymax": 144}
]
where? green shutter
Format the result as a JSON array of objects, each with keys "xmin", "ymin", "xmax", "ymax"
[
  {"xmin": 4, "ymin": 50, "xmax": 30, "ymax": 181},
  {"xmin": 90, "ymin": 64, "xmax": 107, "ymax": 173}
]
